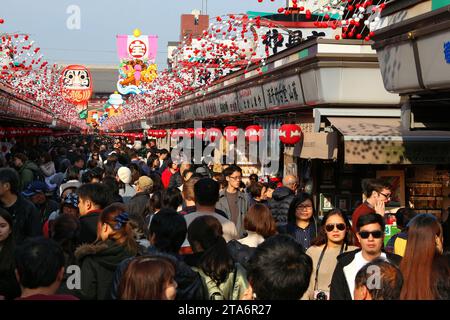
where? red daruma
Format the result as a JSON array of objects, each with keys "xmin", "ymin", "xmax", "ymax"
[{"xmin": 60, "ymin": 65, "xmax": 93, "ymax": 114}]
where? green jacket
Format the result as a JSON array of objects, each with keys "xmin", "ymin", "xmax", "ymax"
[
  {"xmin": 193, "ymin": 263, "xmax": 249, "ymax": 300},
  {"xmin": 74, "ymin": 240, "xmax": 135, "ymax": 300},
  {"xmin": 18, "ymin": 161, "xmax": 40, "ymax": 191}
]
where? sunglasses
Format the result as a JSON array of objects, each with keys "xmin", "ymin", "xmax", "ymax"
[
  {"xmin": 359, "ymin": 230, "xmax": 383, "ymax": 239},
  {"xmin": 325, "ymin": 223, "xmax": 346, "ymax": 232}
]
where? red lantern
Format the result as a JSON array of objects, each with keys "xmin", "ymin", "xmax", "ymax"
[
  {"xmin": 186, "ymin": 128, "xmax": 195, "ymax": 139},
  {"xmin": 205, "ymin": 127, "xmax": 222, "ymax": 142},
  {"xmin": 224, "ymin": 126, "xmax": 239, "ymax": 142},
  {"xmin": 245, "ymin": 125, "xmax": 263, "ymax": 142},
  {"xmin": 147, "ymin": 129, "xmax": 155, "ymax": 137},
  {"xmin": 279, "ymin": 124, "xmax": 302, "ymax": 145},
  {"xmin": 158, "ymin": 130, "xmax": 167, "ymax": 138},
  {"xmin": 194, "ymin": 127, "xmax": 207, "ymax": 140}
]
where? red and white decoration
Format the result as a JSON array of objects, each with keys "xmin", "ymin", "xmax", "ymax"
[
  {"xmin": 279, "ymin": 124, "xmax": 302, "ymax": 145},
  {"xmin": 245, "ymin": 125, "xmax": 263, "ymax": 142},
  {"xmin": 224, "ymin": 126, "xmax": 239, "ymax": 142}
]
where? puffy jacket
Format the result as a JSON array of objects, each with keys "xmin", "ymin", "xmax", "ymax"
[
  {"xmin": 0, "ymin": 196, "xmax": 42, "ymax": 244},
  {"xmin": 268, "ymin": 187, "xmax": 295, "ymax": 226},
  {"xmin": 330, "ymin": 249, "xmax": 402, "ymax": 300},
  {"xmin": 216, "ymin": 190, "xmax": 248, "ymax": 237},
  {"xmin": 193, "ymin": 263, "xmax": 249, "ymax": 300},
  {"xmin": 110, "ymin": 246, "xmax": 206, "ymax": 300},
  {"xmin": 74, "ymin": 240, "xmax": 135, "ymax": 300}
]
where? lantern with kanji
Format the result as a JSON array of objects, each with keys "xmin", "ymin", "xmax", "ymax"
[
  {"xmin": 279, "ymin": 124, "xmax": 302, "ymax": 145},
  {"xmin": 60, "ymin": 65, "xmax": 93, "ymax": 115},
  {"xmin": 186, "ymin": 128, "xmax": 195, "ymax": 139},
  {"xmin": 245, "ymin": 125, "xmax": 263, "ymax": 142},
  {"xmin": 205, "ymin": 127, "xmax": 222, "ymax": 142},
  {"xmin": 224, "ymin": 126, "xmax": 239, "ymax": 142}
]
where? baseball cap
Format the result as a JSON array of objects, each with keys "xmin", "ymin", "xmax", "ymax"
[
  {"xmin": 135, "ymin": 176, "xmax": 153, "ymax": 191},
  {"xmin": 117, "ymin": 167, "xmax": 132, "ymax": 184},
  {"xmin": 22, "ymin": 181, "xmax": 49, "ymax": 197},
  {"xmin": 63, "ymin": 193, "xmax": 79, "ymax": 208},
  {"xmin": 195, "ymin": 166, "xmax": 210, "ymax": 178}
]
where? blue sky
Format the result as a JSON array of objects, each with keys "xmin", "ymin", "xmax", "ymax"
[{"xmin": 1, "ymin": 0, "xmax": 285, "ymax": 69}]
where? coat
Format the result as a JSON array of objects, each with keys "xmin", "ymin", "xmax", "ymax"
[
  {"xmin": 79, "ymin": 210, "xmax": 101, "ymax": 244},
  {"xmin": 126, "ymin": 192, "xmax": 150, "ymax": 220},
  {"xmin": 18, "ymin": 161, "xmax": 40, "ymax": 191},
  {"xmin": 216, "ymin": 190, "xmax": 248, "ymax": 237},
  {"xmin": 0, "ymin": 196, "xmax": 42, "ymax": 244},
  {"xmin": 74, "ymin": 240, "xmax": 135, "ymax": 300},
  {"xmin": 268, "ymin": 187, "xmax": 295, "ymax": 226},
  {"xmin": 329, "ymin": 249, "xmax": 402, "ymax": 300}
]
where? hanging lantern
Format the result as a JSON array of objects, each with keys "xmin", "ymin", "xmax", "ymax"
[
  {"xmin": 147, "ymin": 129, "xmax": 155, "ymax": 137},
  {"xmin": 194, "ymin": 127, "xmax": 207, "ymax": 140},
  {"xmin": 279, "ymin": 124, "xmax": 302, "ymax": 145},
  {"xmin": 158, "ymin": 129, "xmax": 167, "ymax": 138},
  {"xmin": 245, "ymin": 125, "xmax": 263, "ymax": 142},
  {"xmin": 205, "ymin": 127, "xmax": 222, "ymax": 142},
  {"xmin": 224, "ymin": 126, "xmax": 239, "ymax": 142},
  {"xmin": 186, "ymin": 128, "xmax": 195, "ymax": 139}
]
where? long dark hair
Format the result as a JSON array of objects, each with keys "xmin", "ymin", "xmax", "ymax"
[
  {"xmin": 287, "ymin": 193, "xmax": 315, "ymax": 225},
  {"xmin": 187, "ymin": 215, "xmax": 234, "ymax": 286},
  {"xmin": 400, "ymin": 214, "xmax": 443, "ymax": 300},
  {"xmin": 310, "ymin": 209, "xmax": 356, "ymax": 247},
  {"xmin": 0, "ymin": 209, "xmax": 15, "ymax": 274}
]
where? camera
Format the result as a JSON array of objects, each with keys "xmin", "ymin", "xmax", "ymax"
[{"xmin": 313, "ymin": 290, "xmax": 330, "ymax": 300}]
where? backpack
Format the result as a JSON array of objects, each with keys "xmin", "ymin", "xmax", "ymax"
[{"xmin": 194, "ymin": 266, "xmax": 238, "ymax": 300}]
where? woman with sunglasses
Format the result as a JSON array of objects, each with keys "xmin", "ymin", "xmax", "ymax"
[{"xmin": 303, "ymin": 209, "xmax": 357, "ymax": 300}]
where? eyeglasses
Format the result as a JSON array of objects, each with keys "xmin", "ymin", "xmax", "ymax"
[
  {"xmin": 325, "ymin": 223, "xmax": 346, "ymax": 232},
  {"xmin": 379, "ymin": 192, "xmax": 391, "ymax": 199},
  {"xmin": 296, "ymin": 205, "xmax": 313, "ymax": 210},
  {"xmin": 359, "ymin": 230, "xmax": 383, "ymax": 239},
  {"xmin": 229, "ymin": 176, "xmax": 242, "ymax": 181}
]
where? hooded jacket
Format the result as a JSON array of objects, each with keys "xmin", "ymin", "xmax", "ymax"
[
  {"xmin": 110, "ymin": 246, "xmax": 206, "ymax": 300},
  {"xmin": 329, "ymin": 249, "xmax": 402, "ymax": 300},
  {"xmin": 268, "ymin": 187, "xmax": 295, "ymax": 226},
  {"xmin": 74, "ymin": 240, "xmax": 135, "ymax": 300}
]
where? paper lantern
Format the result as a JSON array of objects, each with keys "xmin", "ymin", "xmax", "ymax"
[
  {"xmin": 194, "ymin": 127, "xmax": 206, "ymax": 140},
  {"xmin": 245, "ymin": 125, "xmax": 263, "ymax": 142},
  {"xmin": 158, "ymin": 130, "xmax": 167, "ymax": 138},
  {"xmin": 186, "ymin": 128, "xmax": 195, "ymax": 139},
  {"xmin": 224, "ymin": 126, "xmax": 239, "ymax": 142},
  {"xmin": 205, "ymin": 127, "xmax": 222, "ymax": 142},
  {"xmin": 279, "ymin": 124, "xmax": 302, "ymax": 145},
  {"xmin": 60, "ymin": 65, "xmax": 93, "ymax": 113},
  {"xmin": 147, "ymin": 129, "xmax": 155, "ymax": 137}
]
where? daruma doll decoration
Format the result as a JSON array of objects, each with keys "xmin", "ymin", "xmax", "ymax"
[{"xmin": 61, "ymin": 65, "xmax": 93, "ymax": 115}]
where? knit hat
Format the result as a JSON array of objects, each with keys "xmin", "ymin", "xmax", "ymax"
[
  {"xmin": 136, "ymin": 176, "xmax": 153, "ymax": 192},
  {"xmin": 117, "ymin": 167, "xmax": 132, "ymax": 184}
]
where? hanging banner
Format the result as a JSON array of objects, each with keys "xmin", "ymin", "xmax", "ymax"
[{"xmin": 116, "ymin": 33, "xmax": 158, "ymax": 63}]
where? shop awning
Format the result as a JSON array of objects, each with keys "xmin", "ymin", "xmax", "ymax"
[{"xmin": 328, "ymin": 117, "xmax": 450, "ymax": 164}]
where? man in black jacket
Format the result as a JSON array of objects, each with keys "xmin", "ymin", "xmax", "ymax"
[
  {"xmin": 330, "ymin": 213, "xmax": 402, "ymax": 300},
  {"xmin": 110, "ymin": 208, "xmax": 205, "ymax": 300},
  {"xmin": 268, "ymin": 175, "xmax": 297, "ymax": 226},
  {"xmin": 0, "ymin": 168, "xmax": 42, "ymax": 244},
  {"xmin": 126, "ymin": 176, "xmax": 153, "ymax": 231}
]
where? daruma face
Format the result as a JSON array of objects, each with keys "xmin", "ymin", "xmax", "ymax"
[{"xmin": 61, "ymin": 65, "xmax": 93, "ymax": 105}]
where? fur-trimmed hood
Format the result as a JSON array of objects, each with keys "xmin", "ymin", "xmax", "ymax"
[{"xmin": 75, "ymin": 240, "xmax": 132, "ymax": 271}]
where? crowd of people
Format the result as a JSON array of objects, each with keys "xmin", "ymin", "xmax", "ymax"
[{"xmin": 0, "ymin": 135, "xmax": 449, "ymax": 300}]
